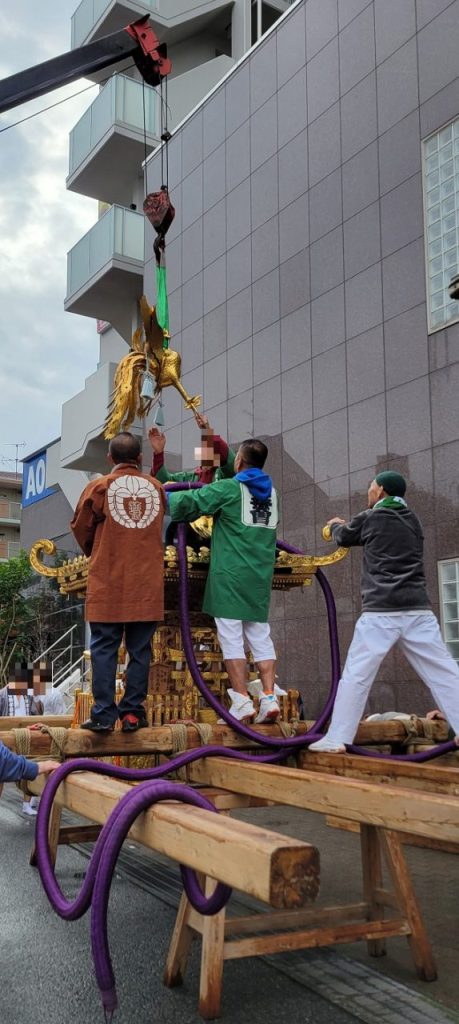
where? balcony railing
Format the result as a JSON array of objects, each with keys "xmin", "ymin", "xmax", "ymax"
[
  {"xmin": 72, "ymin": 0, "xmax": 159, "ymax": 48},
  {"xmin": 69, "ymin": 73, "xmax": 159, "ymax": 178},
  {"xmin": 0, "ymin": 500, "xmax": 21, "ymax": 522},
  {"xmin": 66, "ymin": 205, "xmax": 144, "ymax": 301},
  {"xmin": 0, "ymin": 541, "xmax": 21, "ymax": 560}
]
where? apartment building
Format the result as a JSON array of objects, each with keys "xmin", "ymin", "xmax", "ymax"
[
  {"xmin": 143, "ymin": 0, "xmax": 459, "ymax": 713},
  {"xmin": 0, "ymin": 472, "xmax": 22, "ymax": 562}
]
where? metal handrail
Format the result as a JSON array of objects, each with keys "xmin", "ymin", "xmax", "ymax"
[
  {"xmin": 54, "ymin": 653, "xmax": 91, "ymax": 693},
  {"xmin": 32, "ymin": 624, "xmax": 78, "ymax": 665},
  {"xmin": 52, "ymin": 642, "xmax": 78, "ymax": 684}
]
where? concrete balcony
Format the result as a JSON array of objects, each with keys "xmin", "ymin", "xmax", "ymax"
[
  {"xmin": 65, "ymin": 205, "xmax": 144, "ymax": 340},
  {"xmin": 67, "ymin": 74, "xmax": 160, "ymax": 206},
  {"xmin": 71, "ymin": 0, "xmax": 232, "ymax": 50},
  {"xmin": 0, "ymin": 500, "xmax": 21, "ymax": 524}
]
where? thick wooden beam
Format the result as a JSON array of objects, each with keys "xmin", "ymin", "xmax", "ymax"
[
  {"xmin": 1, "ymin": 731, "xmax": 56, "ymax": 755},
  {"xmin": 33, "ymin": 771, "xmax": 319, "ymax": 909},
  {"xmin": 187, "ymin": 758, "xmax": 459, "ymax": 844},
  {"xmin": 326, "ymin": 815, "xmax": 459, "ymax": 855},
  {"xmin": 1, "ymin": 716, "xmax": 448, "ymax": 756},
  {"xmin": 299, "ymin": 751, "xmax": 459, "ymax": 796},
  {"xmin": 1, "ymin": 724, "xmax": 297, "ymax": 756},
  {"xmin": 312, "ymin": 718, "xmax": 448, "ymax": 744},
  {"xmin": 0, "ymin": 714, "xmax": 73, "ymax": 733}
]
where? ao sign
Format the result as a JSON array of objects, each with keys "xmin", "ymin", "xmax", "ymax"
[{"xmin": 22, "ymin": 451, "xmax": 56, "ymax": 508}]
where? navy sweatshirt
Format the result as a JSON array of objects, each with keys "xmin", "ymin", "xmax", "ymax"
[
  {"xmin": 332, "ymin": 506, "xmax": 431, "ymax": 613},
  {"xmin": 0, "ymin": 742, "xmax": 39, "ymax": 783}
]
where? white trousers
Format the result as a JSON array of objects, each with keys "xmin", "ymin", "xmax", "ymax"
[
  {"xmin": 324, "ymin": 612, "xmax": 459, "ymax": 744},
  {"xmin": 214, "ymin": 618, "xmax": 276, "ymax": 662}
]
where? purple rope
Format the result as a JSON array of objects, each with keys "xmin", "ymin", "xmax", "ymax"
[
  {"xmin": 176, "ymin": 523, "xmax": 457, "ymax": 762},
  {"xmin": 36, "ymin": 759, "xmax": 237, "ymax": 1015},
  {"xmin": 89, "ymin": 780, "xmax": 232, "ymax": 1015},
  {"xmin": 164, "ymin": 481, "xmax": 204, "ymax": 491},
  {"xmin": 36, "ymin": 751, "xmax": 288, "ymax": 920},
  {"xmin": 177, "ymin": 525, "xmax": 339, "ymax": 746}
]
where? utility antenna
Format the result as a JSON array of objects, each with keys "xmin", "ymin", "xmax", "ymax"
[{"xmin": 2, "ymin": 442, "xmax": 26, "ymax": 479}]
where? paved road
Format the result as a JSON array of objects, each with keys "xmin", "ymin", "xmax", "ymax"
[{"xmin": 0, "ymin": 792, "xmax": 357, "ymax": 1024}]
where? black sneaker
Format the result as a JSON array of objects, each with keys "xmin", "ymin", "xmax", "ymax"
[
  {"xmin": 121, "ymin": 714, "xmax": 148, "ymax": 733},
  {"xmin": 80, "ymin": 719, "xmax": 115, "ymax": 733}
]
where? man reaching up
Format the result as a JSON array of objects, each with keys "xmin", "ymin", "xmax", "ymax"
[{"xmin": 149, "ymin": 412, "xmax": 235, "ymax": 484}]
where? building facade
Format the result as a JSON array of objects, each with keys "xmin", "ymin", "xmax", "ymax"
[
  {"xmin": 0, "ymin": 472, "xmax": 22, "ymax": 562},
  {"xmin": 20, "ymin": 441, "xmax": 87, "ymax": 555},
  {"xmin": 143, "ymin": 0, "xmax": 459, "ymax": 716}
]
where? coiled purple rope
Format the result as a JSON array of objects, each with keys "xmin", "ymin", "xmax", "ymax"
[
  {"xmin": 36, "ymin": 752, "xmax": 292, "ymax": 1014},
  {"xmin": 90, "ymin": 780, "xmax": 233, "ymax": 1015}
]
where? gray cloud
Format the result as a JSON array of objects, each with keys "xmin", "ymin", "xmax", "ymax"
[{"xmin": 0, "ymin": 2, "xmax": 101, "ymax": 464}]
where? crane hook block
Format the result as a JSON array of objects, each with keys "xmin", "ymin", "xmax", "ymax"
[{"xmin": 125, "ymin": 16, "xmax": 172, "ymax": 85}]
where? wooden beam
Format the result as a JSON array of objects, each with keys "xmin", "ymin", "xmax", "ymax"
[
  {"xmin": 1, "ymin": 724, "xmax": 303, "ymax": 756},
  {"xmin": 379, "ymin": 829, "xmax": 437, "ymax": 980},
  {"xmin": 187, "ymin": 758, "xmax": 459, "ymax": 844},
  {"xmin": 0, "ymin": 714, "xmax": 73, "ymax": 733},
  {"xmin": 2, "ymin": 716, "xmax": 449, "ymax": 756},
  {"xmin": 2, "ymin": 731, "xmax": 56, "ymax": 755},
  {"xmin": 34, "ymin": 771, "xmax": 319, "ymax": 909},
  {"xmin": 299, "ymin": 751, "xmax": 459, "ymax": 796},
  {"xmin": 326, "ymin": 815, "xmax": 459, "ymax": 855},
  {"xmin": 221, "ymin": 917, "xmax": 411, "ymax": 960}
]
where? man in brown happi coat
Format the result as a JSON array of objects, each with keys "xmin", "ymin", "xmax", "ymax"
[{"xmin": 71, "ymin": 432, "xmax": 165, "ymax": 732}]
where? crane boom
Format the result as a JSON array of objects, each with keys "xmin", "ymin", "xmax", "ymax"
[{"xmin": 0, "ymin": 16, "xmax": 171, "ymax": 116}]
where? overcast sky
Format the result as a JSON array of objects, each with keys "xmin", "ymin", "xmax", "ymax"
[{"xmin": 0, "ymin": 2, "xmax": 100, "ymax": 471}]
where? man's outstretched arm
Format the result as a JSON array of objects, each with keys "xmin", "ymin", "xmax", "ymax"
[{"xmin": 328, "ymin": 510, "xmax": 368, "ymax": 547}]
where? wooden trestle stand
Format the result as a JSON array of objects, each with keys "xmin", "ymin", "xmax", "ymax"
[{"xmin": 13, "ymin": 721, "xmax": 459, "ymax": 1017}]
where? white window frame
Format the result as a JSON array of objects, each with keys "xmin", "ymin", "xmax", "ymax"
[
  {"xmin": 437, "ymin": 558, "xmax": 459, "ymax": 665},
  {"xmin": 422, "ymin": 116, "xmax": 459, "ymax": 334}
]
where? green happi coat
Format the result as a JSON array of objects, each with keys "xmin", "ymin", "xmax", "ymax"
[
  {"xmin": 168, "ymin": 478, "xmax": 279, "ymax": 622},
  {"xmin": 155, "ymin": 456, "xmax": 234, "ymax": 485}
]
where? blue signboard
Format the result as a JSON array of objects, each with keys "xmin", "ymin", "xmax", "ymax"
[{"xmin": 22, "ymin": 451, "xmax": 56, "ymax": 508}]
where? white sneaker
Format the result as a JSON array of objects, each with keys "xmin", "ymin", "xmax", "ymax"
[
  {"xmin": 308, "ymin": 737, "xmax": 346, "ymax": 753},
  {"xmin": 223, "ymin": 689, "xmax": 255, "ymax": 723},
  {"xmin": 255, "ymin": 694, "xmax": 280, "ymax": 724},
  {"xmin": 22, "ymin": 801, "xmax": 38, "ymax": 816},
  {"xmin": 30, "ymin": 796, "xmax": 40, "ymax": 810},
  {"xmin": 247, "ymin": 678, "xmax": 288, "ymax": 699}
]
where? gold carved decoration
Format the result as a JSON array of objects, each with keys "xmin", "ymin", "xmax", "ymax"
[
  {"xmin": 29, "ymin": 540, "xmax": 89, "ymax": 595},
  {"xmin": 104, "ymin": 295, "xmax": 200, "ymax": 439},
  {"xmin": 30, "ymin": 527, "xmax": 349, "ymax": 597},
  {"xmin": 321, "ymin": 524, "xmax": 349, "ymax": 562}
]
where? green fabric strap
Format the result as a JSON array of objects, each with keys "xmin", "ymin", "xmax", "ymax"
[
  {"xmin": 374, "ymin": 496, "xmax": 407, "ymax": 511},
  {"xmin": 155, "ymin": 263, "xmax": 169, "ymax": 344}
]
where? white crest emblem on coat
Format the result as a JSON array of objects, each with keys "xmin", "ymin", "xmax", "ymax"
[{"xmin": 107, "ymin": 475, "xmax": 160, "ymax": 529}]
